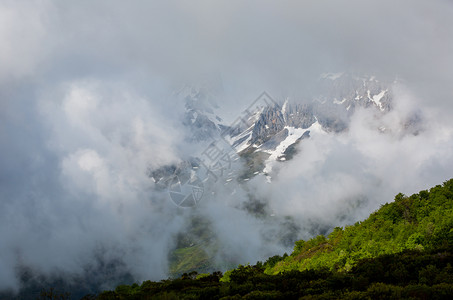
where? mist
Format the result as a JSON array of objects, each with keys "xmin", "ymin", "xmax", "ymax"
[{"xmin": 1, "ymin": 0, "xmax": 453, "ymax": 296}]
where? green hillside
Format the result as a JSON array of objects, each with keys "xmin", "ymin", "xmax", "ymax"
[
  {"xmin": 87, "ymin": 179, "xmax": 453, "ymax": 299},
  {"xmin": 266, "ymin": 179, "xmax": 453, "ymax": 275}
]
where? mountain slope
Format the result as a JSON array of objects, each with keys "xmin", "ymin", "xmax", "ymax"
[
  {"xmin": 94, "ymin": 179, "xmax": 453, "ymax": 300},
  {"xmin": 266, "ymin": 179, "xmax": 453, "ymax": 274}
]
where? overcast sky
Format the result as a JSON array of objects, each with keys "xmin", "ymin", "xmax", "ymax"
[{"xmin": 1, "ymin": 0, "xmax": 453, "ymax": 294}]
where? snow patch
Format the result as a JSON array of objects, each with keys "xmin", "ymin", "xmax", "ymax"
[
  {"xmin": 367, "ymin": 90, "xmax": 387, "ymax": 111},
  {"xmin": 333, "ymin": 98, "xmax": 347, "ymax": 105},
  {"xmin": 281, "ymin": 99, "xmax": 288, "ymax": 120},
  {"xmin": 262, "ymin": 121, "xmax": 326, "ymax": 173},
  {"xmin": 191, "ymin": 111, "xmax": 198, "ymax": 123}
]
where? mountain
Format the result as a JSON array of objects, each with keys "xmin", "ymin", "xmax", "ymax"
[
  {"xmin": 148, "ymin": 73, "xmax": 424, "ymax": 277},
  {"xmin": 11, "ymin": 74, "xmax": 438, "ymax": 299}
]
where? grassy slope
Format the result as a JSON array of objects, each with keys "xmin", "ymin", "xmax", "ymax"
[{"xmin": 169, "ymin": 244, "xmax": 213, "ymax": 276}]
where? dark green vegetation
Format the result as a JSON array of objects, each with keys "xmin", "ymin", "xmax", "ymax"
[
  {"xmin": 89, "ymin": 248, "xmax": 453, "ymax": 299},
  {"xmin": 86, "ymin": 180, "xmax": 453, "ymax": 298}
]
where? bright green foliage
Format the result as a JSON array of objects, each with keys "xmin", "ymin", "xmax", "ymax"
[
  {"xmin": 195, "ymin": 273, "xmax": 210, "ymax": 280},
  {"xmin": 267, "ymin": 179, "xmax": 453, "ymax": 274},
  {"xmin": 219, "ymin": 269, "xmax": 233, "ymax": 283}
]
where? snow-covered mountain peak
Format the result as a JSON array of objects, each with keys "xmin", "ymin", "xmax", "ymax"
[{"xmin": 152, "ymin": 73, "xmax": 417, "ymax": 190}]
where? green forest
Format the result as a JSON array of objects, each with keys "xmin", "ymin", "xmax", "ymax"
[{"xmin": 76, "ymin": 179, "xmax": 453, "ymax": 299}]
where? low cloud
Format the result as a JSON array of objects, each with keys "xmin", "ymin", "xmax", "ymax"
[{"xmin": 251, "ymin": 86, "xmax": 453, "ymax": 237}]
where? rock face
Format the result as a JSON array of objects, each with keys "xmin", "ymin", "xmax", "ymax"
[
  {"xmin": 227, "ymin": 73, "xmax": 393, "ymax": 153},
  {"xmin": 249, "ymin": 103, "xmax": 316, "ymax": 146}
]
